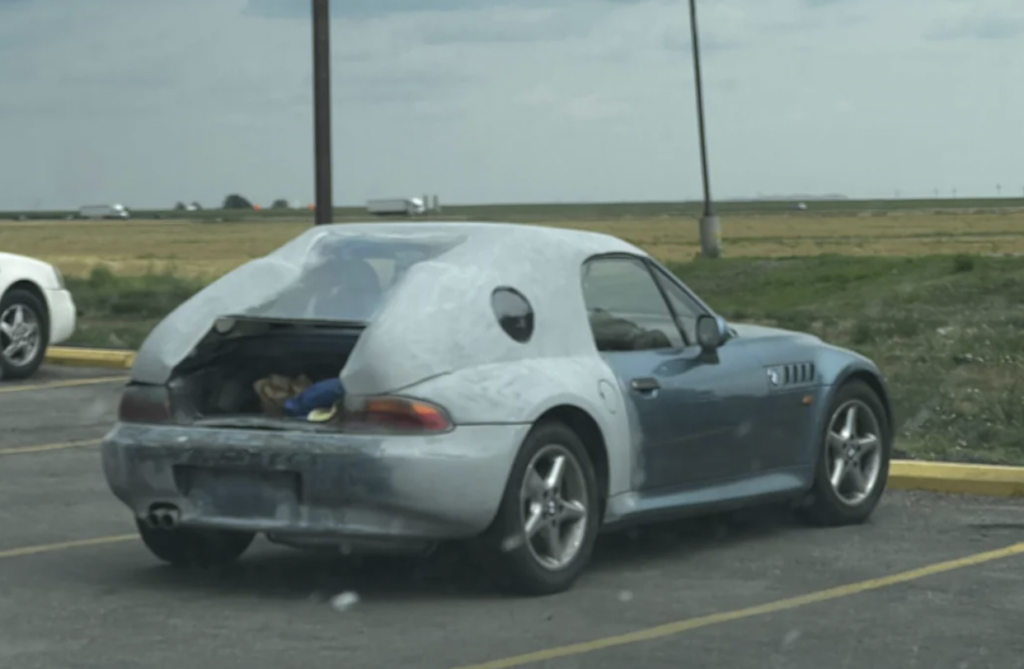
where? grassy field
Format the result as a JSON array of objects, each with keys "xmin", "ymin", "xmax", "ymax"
[
  {"xmin": 3, "ymin": 209, "xmax": 1024, "ymax": 464},
  {"xmin": 4, "ymin": 209, "xmax": 1024, "ymax": 277}
]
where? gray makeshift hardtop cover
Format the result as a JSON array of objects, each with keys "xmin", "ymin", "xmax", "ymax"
[{"xmin": 130, "ymin": 222, "xmax": 646, "ymax": 395}]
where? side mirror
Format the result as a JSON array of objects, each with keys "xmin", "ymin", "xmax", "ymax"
[{"xmin": 696, "ymin": 314, "xmax": 729, "ymax": 352}]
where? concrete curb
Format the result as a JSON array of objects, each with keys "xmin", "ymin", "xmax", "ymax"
[
  {"xmin": 889, "ymin": 461, "xmax": 1024, "ymax": 498},
  {"xmin": 45, "ymin": 346, "xmax": 135, "ymax": 369},
  {"xmin": 35, "ymin": 347, "xmax": 1024, "ymax": 499}
]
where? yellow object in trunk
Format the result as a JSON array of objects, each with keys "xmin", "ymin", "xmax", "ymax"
[{"xmin": 253, "ymin": 374, "xmax": 312, "ymax": 416}]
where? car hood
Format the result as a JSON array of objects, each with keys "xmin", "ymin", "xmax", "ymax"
[
  {"xmin": 729, "ymin": 321, "xmax": 822, "ymax": 344},
  {"xmin": 0, "ymin": 251, "xmax": 57, "ymax": 285},
  {"xmin": 726, "ymin": 320, "xmax": 889, "ymax": 392},
  {"xmin": 0, "ymin": 250, "xmax": 51, "ymax": 270}
]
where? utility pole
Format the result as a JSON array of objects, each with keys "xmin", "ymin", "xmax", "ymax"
[
  {"xmin": 688, "ymin": 0, "xmax": 720, "ymax": 259},
  {"xmin": 312, "ymin": 0, "xmax": 333, "ymax": 225}
]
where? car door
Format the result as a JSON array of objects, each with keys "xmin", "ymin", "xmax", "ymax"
[
  {"xmin": 646, "ymin": 262, "xmax": 772, "ymax": 481},
  {"xmin": 582, "ymin": 255, "xmax": 767, "ymax": 492}
]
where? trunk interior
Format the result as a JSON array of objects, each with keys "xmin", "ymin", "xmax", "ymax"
[{"xmin": 169, "ymin": 322, "xmax": 362, "ymax": 420}]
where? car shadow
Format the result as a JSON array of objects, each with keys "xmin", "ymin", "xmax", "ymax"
[
  {"xmin": 588, "ymin": 502, "xmax": 807, "ymax": 574},
  {"xmin": 117, "ymin": 504, "xmax": 805, "ymax": 603},
  {"xmin": 118, "ymin": 545, "xmax": 496, "ymax": 603}
]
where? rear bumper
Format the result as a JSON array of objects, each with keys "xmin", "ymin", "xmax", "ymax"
[
  {"xmin": 101, "ymin": 421, "xmax": 528, "ymax": 546},
  {"xmin": 44, "ymin": 288, "xmax": 76, "ymax": 344}
]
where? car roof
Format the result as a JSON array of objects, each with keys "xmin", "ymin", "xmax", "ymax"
[{"xmin": 285, "ymin": 221, "xmax": 648, "ymax": 262}]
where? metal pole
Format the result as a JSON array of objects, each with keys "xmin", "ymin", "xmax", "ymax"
[
  {"xmin": 688, "ymin": 0, "xmax": 720, "ymax": 258},
  {"xmin": 312, "ymin": 0, "xmax": 333, "ymax": 225}
]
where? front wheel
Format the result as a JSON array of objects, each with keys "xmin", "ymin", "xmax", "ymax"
[
  {"xmin": 136, "ymin": 520, "xmax": 255, "ymax": 568},
  {"xmin": 478, "ymin": 421, "xmax": 601, "ymax": 596},
  {"xmin": 0, "ymin": 289, "xmax": 49, "ymax": 381},
  {"xmin": 799, "ymin": 380, "xmax": 892, "ymax": 527}
]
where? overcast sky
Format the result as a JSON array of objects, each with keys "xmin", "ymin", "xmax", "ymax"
[{"xmin": 0, "ymin": 0, "xmax": 1021, "ymax": 210}]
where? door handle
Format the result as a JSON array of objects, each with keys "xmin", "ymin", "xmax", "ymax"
[{"xmin": 630, "ymin": 377, "xmax": 660, "ymax": 393}]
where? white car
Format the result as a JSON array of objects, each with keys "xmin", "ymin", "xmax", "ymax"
[{"xmin": 0, "ymin": 251, "xmax": 77, "ymax": 380}]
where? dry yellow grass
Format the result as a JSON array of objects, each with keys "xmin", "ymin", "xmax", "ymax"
[{"xmin": 3, "ymin": 211, "xmax": 1024, "ymax": 277}]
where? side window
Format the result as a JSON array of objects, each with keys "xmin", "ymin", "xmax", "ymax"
[
  {"xmin": 651, "ymin": 266, "xmax": 706, "ymax": 346},
  {"xmin": 581, "ymin": 257, "xmax": 685, "ymax": 352},
  {"xmin": 491, "ymin": 287, "xmax": 534, "ymax": 343}
]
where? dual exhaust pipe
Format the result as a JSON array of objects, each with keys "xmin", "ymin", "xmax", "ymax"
[{"xmin": 144, "ymin": 504, "xmax": 181, "ymax": 530}]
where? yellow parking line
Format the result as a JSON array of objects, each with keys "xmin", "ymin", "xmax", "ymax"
[
  {"xmin": 0, "ymin": 438, "xmax": 102, "ymax": 456},
  {"xmin": 453, "ymin": 541, "xmax": 1024, "ymax": 669},
  {"xmin": 0, "ymin": 534, "xmax": 136, "ymax": 560},
  {"xmin": 0, "ymin": 375, "xmax": 128, "ymax": 394}
]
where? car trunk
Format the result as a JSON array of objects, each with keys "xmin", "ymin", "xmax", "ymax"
[{"xmin": 167, "ymin": 319, "xmax": 362, "ymax": 423}]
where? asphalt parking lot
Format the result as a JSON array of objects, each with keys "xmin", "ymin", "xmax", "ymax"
[{"xmin": 2, "ymin": 365, "xmax": 1024, "ymax": 669}]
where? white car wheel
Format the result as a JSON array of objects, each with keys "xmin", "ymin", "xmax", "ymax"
[{"xmin": 0, "ymin": 288, "xmax": 49, "ymax": 380}]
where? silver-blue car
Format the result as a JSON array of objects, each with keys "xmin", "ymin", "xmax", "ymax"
[{"xmin": 101, "ymin": 222, "xmax": 894, "ymax": 596}]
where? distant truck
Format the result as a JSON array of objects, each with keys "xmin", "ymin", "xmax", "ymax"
[
  {"xmin": 78, "ymin": 204, "xmax": 130, "ymax": 220},
  {"xmin": 366, "ymin": 198, "xmax": 427, "ymax": 217}
]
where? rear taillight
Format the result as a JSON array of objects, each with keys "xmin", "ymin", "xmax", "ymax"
[
  {"xmin": 342, "ymin": 396, "xmax": 452, "ymax": 434},
  {"xmin": 118, "ymin": 384, "xmax": 173, "ymax": 424}
]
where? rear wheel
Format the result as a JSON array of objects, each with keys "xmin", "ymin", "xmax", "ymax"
[
  {"xmin": 478, "ymin": 421, "xmax": 600, "ymax": 596},
  {"xmin": 799, "ymin": 380, "xmax": 891, "ymax": 526},
  {"xmin": 0, "ymin": 289, "xmax": 49, "ymax": 381},
  {"xmin": 136, "ymin": 520, "xmax": 255, "ymax": 568}
]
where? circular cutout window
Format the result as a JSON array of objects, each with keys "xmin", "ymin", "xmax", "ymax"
[{"xmin": 491, "ymin": 287, "xmax": 534, "ymax": 343}]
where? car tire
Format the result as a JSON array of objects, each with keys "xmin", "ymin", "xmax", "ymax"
[
  {"xmin": 799, "ymin": 379, "xmax": 892, "ymax": 527},
  {"xmin": 477, "ymin": 421, "xmax": 601, "ymax": 596},
  {"xmin": 0, "ymin": 288, "xmax": 49, "ymax": 381},
  {"xmin": 136, "ymin": 520, "xmax": 255, "ymax": 569}
]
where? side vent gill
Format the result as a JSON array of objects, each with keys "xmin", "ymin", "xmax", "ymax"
[
  {"xmin": 766, "ymin": 362, "xmax": 817, "ymax": 389},
  {"xmin": 783, "ymin": 362, "xmax": 816, "ymax": 386}
]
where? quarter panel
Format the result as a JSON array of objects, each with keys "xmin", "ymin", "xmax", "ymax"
[
  {"xmin": 818, "ymin": 353, "xmax": 895, "ymax": 435},
  {"xmin": 792, "ymin": 354, "xmax": 893, "ymax": 475},
  {"xmin": 44, "ymin": 289, "xmax": 77, "ymax": 344},
  {"xmin": 765, "ymin": 339, "xmax": 890, "ymax": 470},
  {"xmin": 399, "ymin": 356, "xmax": 635, "ymax": 499},
  {"xmin": 0, "ymin": 252, "xmax": 60, "ymax": 296},
  {"xmin": 726, "ymin": 324, "xmax": 892, "ymax": 473}
]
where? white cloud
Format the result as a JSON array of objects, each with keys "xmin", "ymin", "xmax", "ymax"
[{"xmin": 0, "ymin": 0, "xmax": 1022, "ymax": 210}]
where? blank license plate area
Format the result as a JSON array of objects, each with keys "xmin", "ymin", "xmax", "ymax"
[{"xmin": 175, "ymin": 466, "xmax": 301, "ymax": 518}]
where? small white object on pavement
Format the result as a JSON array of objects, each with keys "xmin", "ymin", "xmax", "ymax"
[{"xmin": 330, "ymin": 591, "xmax": 360, "ymax": 612}]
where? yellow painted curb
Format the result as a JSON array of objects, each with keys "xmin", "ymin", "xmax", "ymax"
[
  {"xmin": 890, "ymin": 460, "xmax": 1024, "ymax": 498},
  {"xmin": 45, "ymin": 346, "xmax": 136, "ymax": 369}
]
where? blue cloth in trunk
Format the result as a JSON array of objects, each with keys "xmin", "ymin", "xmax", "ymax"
[{"xmin": 284, "ymin": 377, "xmax": 345, "ymax": 417}]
